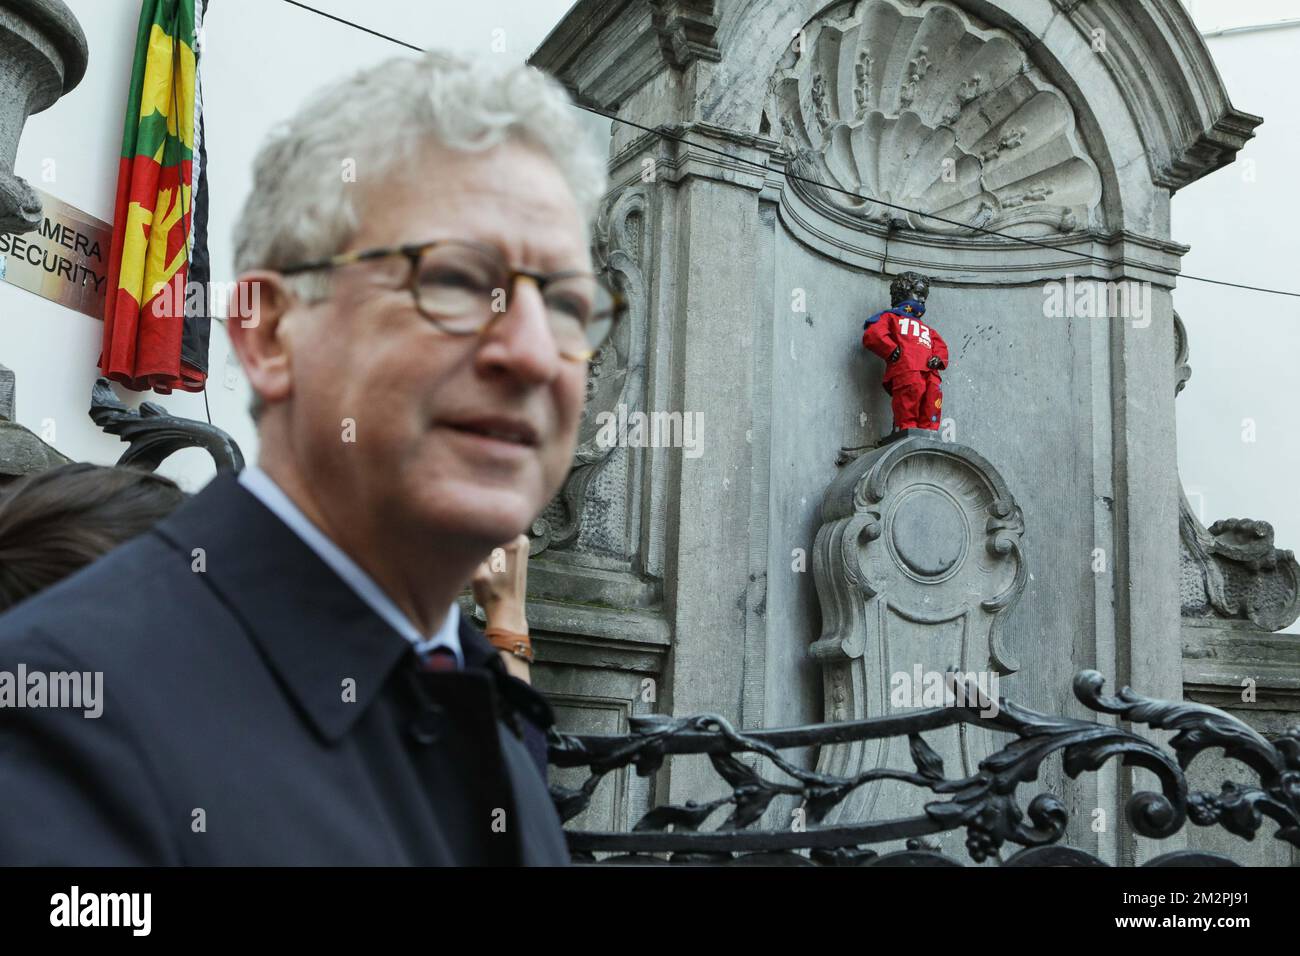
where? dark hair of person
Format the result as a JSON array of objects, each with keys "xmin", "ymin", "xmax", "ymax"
[{"xmin": 0, "ymin": 463, "xmax": 187, "ymax": 613}]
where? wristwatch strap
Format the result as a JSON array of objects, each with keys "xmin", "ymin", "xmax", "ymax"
[{"xmin": 485, "ymin": 626, "xmax": 534, "ymax": 663}]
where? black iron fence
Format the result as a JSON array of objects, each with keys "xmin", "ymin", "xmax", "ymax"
[{"xmin": 548, "ymin": 670, "xmax": 1300, "ymax": 866}]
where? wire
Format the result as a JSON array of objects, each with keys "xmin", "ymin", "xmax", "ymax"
[
  {"xmin": 577, "ymin": 103, "xmax": 1298, "ymax": 298},
  {"xmin": 281, "ymin": 0, "xmax": 423, "ymax": 52},
  {"xmin": 277, "ymin": 0, "xmax": 1300, "ymax": 300}
]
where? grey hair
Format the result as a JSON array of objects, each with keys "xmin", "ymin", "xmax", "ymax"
[{"xmin": 233, "ymin": 51, "xmax": 609, "ymax": 422}]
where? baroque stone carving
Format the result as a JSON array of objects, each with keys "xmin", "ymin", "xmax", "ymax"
[
  {"xmin": 650, "ymin": 0, "xmax": 721, "ymax": 68},
  {"xmin": 811, "ymin": 432, "xmax": 1026, "ymax": 833},
  {"xmin": 1180, "ymin": 510, "xmax": 1300, "ymax": 633},
  {"xmin": 530, "ymin": 188, "xmax": 644, "ymax": 556},
  {"xmin": 1173, "ymin": 310, "xmax": 1192, "ymax": 397},
  {"xmin": 0, "ymin": 0, "xmax": 87, "ymax": 234},
  {"xmin": 767, "ymin": 0, "xmax": 1103, "ymax": 237},
  {"xmin": 1047, "ymin": 0, "xmax": 1261, "ymax": 192},
  {"xmin": 1173, "ymin": 313, "xmax": 1300, "ymax": 632}
]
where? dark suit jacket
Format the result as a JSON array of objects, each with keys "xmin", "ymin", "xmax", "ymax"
[{"xmin": 0, "ymin": 473, "xmax": 568, "ymax": 865}]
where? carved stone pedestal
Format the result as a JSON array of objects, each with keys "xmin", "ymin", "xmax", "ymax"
[
  {"xmin": 0, "ymin": 0, "xmax": 87, "ymax": 234},
  {"xmin": 811, "ymin": 432, "xmax": 1027, "ymax": 856}
]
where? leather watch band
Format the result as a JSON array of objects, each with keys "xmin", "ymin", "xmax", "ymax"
[{"xmin": 485, "ymin": 626, "xmax": 534, "ymax": 663}]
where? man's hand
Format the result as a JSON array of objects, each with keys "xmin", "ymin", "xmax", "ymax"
[
  {"xmin": 927, "ymin": 356, "xmax": 944, "ymax": 370},
  {"xmin": 472, "ymin": 534, "xmax": 530, "ymax": 634},
  {"xmin": 889, "ymin": 346, "xmax": 902, "ymax": 363}
]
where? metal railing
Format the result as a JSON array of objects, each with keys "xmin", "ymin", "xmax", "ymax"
[{"xmin": 548, "ymin": 670, "xmax": 1300, "ymax": 866}]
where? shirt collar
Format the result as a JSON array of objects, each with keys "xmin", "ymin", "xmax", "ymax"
[
  {"xmin": 152, "ymin": 473, "xmax": 531, "ymax": 745},
  {"xmin": 152, "ymin": 473, "xmax": 414, "ymax": 743},
  {"xmin": 237, "ymin": 465, "xmax": 463, "ymax": 667}
]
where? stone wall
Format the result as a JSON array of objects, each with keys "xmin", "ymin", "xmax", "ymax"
[{"xmin": 527, "ymin": 0, "xmax": 1277, "ymax": 863}]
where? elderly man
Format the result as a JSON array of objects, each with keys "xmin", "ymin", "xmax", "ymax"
[{"xmin": 0, "ymin": 52, "xmax": 616, "ymax": 865}]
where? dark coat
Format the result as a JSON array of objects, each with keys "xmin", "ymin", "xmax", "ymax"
[{"xmin": 0, "ymin": 473, "xmax": 568, "ymax": 865}]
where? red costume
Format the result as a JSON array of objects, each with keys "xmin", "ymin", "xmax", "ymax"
[{"xmin": 862, "ymin": 301, "xmax": 948, "ymax": 431}]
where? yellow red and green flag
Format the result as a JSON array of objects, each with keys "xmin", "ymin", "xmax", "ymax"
[{"xmin": 100, "ymin": 0, "xmax": 210, "ymax": 393}]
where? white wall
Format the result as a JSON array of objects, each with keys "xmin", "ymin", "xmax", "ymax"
[
  {"xmin": 1, "ymin": 0, "xmax": 584, "ymax": 491},
  {"xmin": 1174, "ymin": 3, "xmax": 1300, "ymax": 632}
]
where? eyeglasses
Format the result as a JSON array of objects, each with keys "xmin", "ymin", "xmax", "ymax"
[{"xmin": 279, "ymin": 238, "xmax": 626, "ymax": 361}]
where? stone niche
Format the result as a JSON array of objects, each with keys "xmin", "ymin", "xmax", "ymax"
[{"xmin": 531, "ymin": 0, "xmax": 1263, "ymax": 859}]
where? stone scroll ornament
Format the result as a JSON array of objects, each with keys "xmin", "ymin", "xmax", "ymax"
[
  {"xmin": 810, "ymin": 433, "xmax": 1026, "ymax": 851},
  {"xmin": 862, "ymin": 272, "xmax": 948, "ymax": 435}
]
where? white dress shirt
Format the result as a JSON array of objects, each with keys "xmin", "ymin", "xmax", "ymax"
[{"xmin": 237, "ymin": 465, "xmax": 463, "ymax": 667}]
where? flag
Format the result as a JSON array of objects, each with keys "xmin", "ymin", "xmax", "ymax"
[{"xmin": 100, "ymin": 0, "xmax": 211, "ymax": 394}]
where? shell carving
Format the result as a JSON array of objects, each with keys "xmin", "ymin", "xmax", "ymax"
[{"xmin": 769, "ymin": 0, "xmax": 1103, "ymax": 237}]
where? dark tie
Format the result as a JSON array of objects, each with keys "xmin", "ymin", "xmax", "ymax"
[{"xmin": 422, "ymin": 647, "xmax": 458, "ymax": 672}]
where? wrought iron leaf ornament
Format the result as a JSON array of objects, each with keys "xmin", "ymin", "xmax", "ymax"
[
  {"xmin": 88, "ymin": 377, "xmax": 245, "ymax": 473},
  {"xmin": 634, "ymin": 800, "xmax": 727, "ymax": 834},
  {"xmin": 549, "ymin": 670, "xmax": 1300, "ymax": 865},
  {"xmin": 908, "ymin": 733, "xmax": 944, "ymax": 783}
]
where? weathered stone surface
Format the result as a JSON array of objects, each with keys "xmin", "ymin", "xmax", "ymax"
[
  {"xmin": 1181, "ymin": 620, "xmax": 1300, "ymax": 867},
  {"xmin": 0, "ymin": 363, "xmax": 14, "ymax": 421},
  {"xmin": 1181, "ymin": 508, "xmax": 1300, "ymax": 632},
  {"xmin": 530, "ymin": 0, "xmax": 1266, "ymax": 861},
  {"xmin": 0, "ymin": 420, "xmax": 71, "ymax": 478},
  {"xmin": 0, "ymin": 363, "xmax": 70, "ymax": 477}
]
